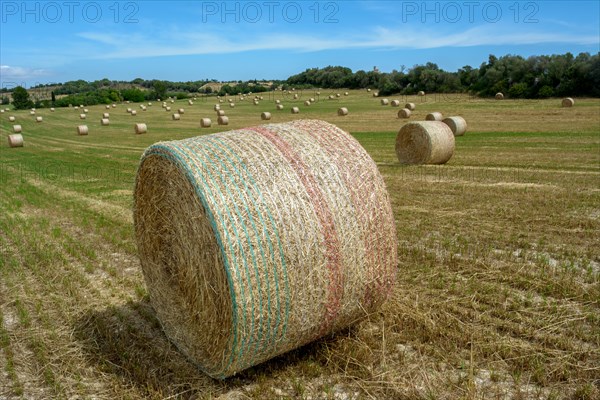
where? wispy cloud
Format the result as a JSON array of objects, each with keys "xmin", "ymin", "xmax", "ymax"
[
  {"xmin": 0, "ymin": 65, "xmax": 50, "ymax": 81},
  {"xmin": 76, "ymin": 24, "xmax": 598, "ymax": 59}
]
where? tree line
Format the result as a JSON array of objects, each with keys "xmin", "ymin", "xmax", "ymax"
[{"xmin": 6, "ymin": 52, "xmax": 599, "ymax": 109}]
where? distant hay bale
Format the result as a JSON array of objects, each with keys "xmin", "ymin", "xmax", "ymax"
[
  {"xmin": 9, "ymin": 116, "xmax": 15, "ymax": 122},
  {"xmin": 336, "ymin": 93, "xmax": 341, "ymax": 98},
  {"xmin": 380, "ymin": 99, "xmax": 389, "ymax": 105},
  {"xmin": 418, "ymin": 91, "xmax": 425, "ymax": 96},
  {"xmin": 127, "ymin": 108, "xmax": 132, "ymax": 113},
  {"xmin": 293, "ymin": 94, "xmax": 298, "ymax": 99},
  {"xmin": 135, "ymin": 123, "xmax": 147, "ymax": 134},
  {"xmin": 390, "ymin": 100, "xmax": 400, "ymax": 107},
  {"xmin": 495, "ymin": 92, "xmax": 504, "ymax": 100},
  {"xmin": 276, "ymin": 104, "xmax": 284, "ymax": 110},
  {"xmin": 189, "ymin": 100, "xmax": 194, "ymax": 105},
  {"xmin": 291, "ymin": 107, "xmax": 300, "ymax": 114},
  {"xmin": 77, "ymin": 125, "xmax": 89, "ymax": 135},
  {"xmin": 373, "ymin": 92, "xmax": 378, "ymax": 97},
  {"xmin": 142, "ymin": 106, "xmax": 147, "ymax": 111},
  {"xmin": 50, "ymin": 107, "xmax": 55, "ymax": 112},
  {"xmin": 172, "ymin": 113, "xmax": 181, "ymax": 120},
  {"xmin": 126, "ymin": 101, "xmax": 130, "ymax": 104},
  {"xmin": 398, "ymin": 108, "xmax": 412, "ymax": 118},
  {"xmin": 84, "ymin": 108, "xmax": 89, "ymax": 113},
  {"xmin": 103, "ymin": 113, "xmax": 110, "ymax": 118},
  {"xmin": 344, "ymin": 92, "xmax": 349, "ymax": 96},
  {"xmin": 148, "ymin": 102, "xmax": 152, "ymax": 106},
  {"xmin": 367, "ymin": 88, "xmax": 371, "ymax": 92},
  {"xmin": 13, "ymin": 125, "xmax": 22, "ymax": 133},
  {"xmin": 216, "ymin": 110, "xmax": 225, "ymax": 116},
  {"xmin": 304, "ymin": 100, "xmax": 311, "ymax": 106},
  {"xmin": 261, "ymin": 112, "xmax": 272, "ymax": 120},
  {"xmin": 254, "ymin": 101, "xmax": 259, "ymax": 105},
  {"xmin": 80, "ymin": 114, "xmax": 86, "ymax": 119},
  {"xmin": 8, "ymin": 134, "xmax": 24, "ymax": 147},
  {"xmin": 405, "ymin": 103, "xmax": 416, "ymax": 111},
  {"xmin": 30, "ymin": 111, "xmax": 36, "ymax": 115},
  {"xmin": 426, "ymin": 112, "xmax": 443, "ymax": 121},
  {"xmin": 562, "ymin": 97, "xmax": 574, "ymax": 107},
  {"xmin": 275, "ymin": 100, "xmax": 281, "ymax": 104},
  {"xmin": 316, "ymin": 91, "xmax": 321, "ymax": 95},
  {"xmin": 35, "ymin": 116, "xmax": 43, "ymax": 122},
  {"xmin": 101, "ymin": 118, "xmax": 110, "ymax": 126},
  {"xmin": 217, "ymin": 116, "xmax": 229, "ymax": 125},
  {"xmin": 0, "ymin": 109, "xmax": 3, "ymax": 113},
  {"xmin": 219, "ymin": 100, "xmax": 224, "ymax": 103},
  {"xmin": 140, "ymin": 104, "xmax": 145, "ymax": 109},
  {"xmin": 396, "ymin": 121, "xmax": 454, "ymax": 165},
  {"xmin": 112, "ymin": 104, "xmax": 116, "ymax": 108},
  {"xmin": 131, "ymin": 110, "xmax": 138, "ymax": 116},
  {"xmin": 337, "ymin": 107, "xmax": 348, "ymax": 116},
  {"xmin": 201, "ymin": 118, "xmax": 212, "ymax": 127},
  {"xmin": 74, "ymin": 106, "xmax": 79, "ymax": 110},
  {"xmin": 328, "ymin": 95, "xmax": 334, "ymax": 100},
  {"xmin": 165, "ymin": 107, "xmax": 171, "ymax": 112},
  {"xmin": 171, "ymin": 100, "xmax": 175, "ymax": 104},
  {"xmin": 133, "ymin": 119, "xmax": 397, "ymax": 379},
  {"xmin": 230, "ymin": 103, "xmax": 235, "ymax": 108},
  {"xmin": 310, "ymin": 98, "xmax": 315, "ymax": 102},
  {"xmin": 106, "ymin": 105, "xmax": 111, "ymax": 109},
  {"xmin": 442, "ymin": 116, "xmax": 468, "ymax": 136}
]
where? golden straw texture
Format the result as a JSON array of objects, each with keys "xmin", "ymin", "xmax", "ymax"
[
  {"xmin": 8, "ymin": 134, "xmax": 24, "ymax": 147},
  {"xmin": 134, "ymin": 119, "xmax": 397, "ymax": 379},
  {"xmin": 395, "ymin": 121, "xmax": 455, "ymax": 165},
  {"xmin": 426, "ymin": 112, "xmax": 443, "ymax": 121},
  {"xmin": 442, "ymin": 116, "xmax": 468, "ymax": 136},
  {"xmin": 562, "ymin": 97, "xmax": 574, "ymax": 107}
]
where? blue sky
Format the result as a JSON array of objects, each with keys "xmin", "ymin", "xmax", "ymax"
[{"xmin": 1, "ymin": 1, "xmax": 598, "ymax": 86}]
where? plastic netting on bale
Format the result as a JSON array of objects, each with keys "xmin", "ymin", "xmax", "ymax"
[{"xmin": 134, "ymin": 119, "xmax": 397, "ymax": 379}]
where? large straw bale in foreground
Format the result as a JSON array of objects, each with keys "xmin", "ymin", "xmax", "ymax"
[
  {"xmin": 134, "ymin": 119, "xmax": 397, "ymax": 379},
  {"xmin": 395, "ymin": 121, "xmax": 455, "ymax": 165}
]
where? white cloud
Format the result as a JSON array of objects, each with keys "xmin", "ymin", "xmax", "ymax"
[
  {"xmin": 0, "ymin": 65, "xmax": 50, "ymax": 81},
  {"xmin": 75, "ymin": 24, "xmax": 598, "ymax": 59}
]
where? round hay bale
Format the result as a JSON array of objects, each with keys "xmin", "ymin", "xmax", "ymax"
[
  {"xmin": 442, "ymin": 116, "xmax": 468, "ymax": 136},
  {"xmin": 84, "ymin": 108, "xmax": 89, "ymax": 113},
  {"xmin": 103, "ymin": 112, "xmax": 110, "ymax": 118},
  {"xmin": 165, "ymin": 107, "xmax": 171, "ymax": 112},
  {"xmin": 309, "ymin": 98, "xmax": 315, "ymax": 103},
  {"xmin": 425, "ymin": 112, "xmax": 443, "ymax": 121},
  {"xmin": 179, "ymin": 108, "xmax": 185, "ymax": 114},
  {"xmin": 35, "ymin": 116, "xmax": 43, "ymax": 122},
  {"xmin": 140, "ymin": 104, "xmax": 145, "ymax": 109},
  {"xmin": 219, "ymin": 100, "xmax": 224, "ymax": 103},
  {"xmin": 172, "ymin": 113, "xmax": 181, "ymax": 121},
  {"xmin": 201, "ymin": 118, "xmax": 212, "ymax": 128},
  {"xmin": 336, "ymin": 93, "xmax": 341, "ymax": 98},
  {"xmin": 261, "ymin": 112, "xmax": 272, "ymax": 120},
  {"xmin": 106, "ymin": 105, "xmax": 111, "ymax": 109},
  {"xmin": 30, "ymin": 111, "xmax": 36, "ymax": 115},
  {"xmin": 101, "ymin": 118, "xmax": 110, "ymax": 126},
  {"xmin": 217, "ymin": 116, "xmax": 229, "ymax": 125},
  {"xmin": 291, "ymin": 107, "xmax": 300, "ymax": 114},
  {"xmin": 398, "ymin": 108, "xmax": 412, "ymax": 119},
  {"xmin": 50, "ymin": 107, "xmax": 55, "ymax": 112},
  {"xmin": 80, "ymin": 114, "xmax": 86, "ymax": 119},
  {"xmin": 390, "ymin": 100, "xmax": 400, "ymax": 107},
  {"xmin": 9, "ymin": 116, "xmax": 16, "ymax": 122},
  {"xmin": 127, "ymin": 108, "xmax": 132, "ymax": 113},
  {"xmin": 561, "ymin": 97, "xmax": 574, "ymax": 107},
  {"xmin": 112, "ymin": 104, "xmax": 117, "ymax": 108},
  {"xmin": 135, "ymin": 123, "xmax": 147, "ymax": 134},
  {"xmin": 8, "ymin": 134, "xmax": 24, "ymax": 148},
  {"xmin": 253, "ymin": 101, "xmax": 259, "ymax": 106},
  {"xmin": 405, "ymin": 103, "xmax": 416, "ymax": 111},
  {"xmin": 395, "ymin": 121, "xmax": 455, "ymax": 165},
  {"xmin": 189, "ymin": 100, "xmax": 194, "ymax": 106},
  {"xmin": 1, "ymin": 109, "xmax": 4, "ymax": 113},
  {"xmin": 367, "ymin": 88, "xmax": 371, "ymax": 92},
  {"xmin": 373, "ymin": 92, "xmax": 378, "ymax": 97},
  {"xmin": 13, "ymin": 125, "xmax": 22, "ymax": 133},
  {"xmin": 344, "ymin": 92, "xmax": 349, "ymax": 96},
  {"xmin": 275, "ymin": 100, "xmax": 281, "ymax": 104},
  {"xmin": 418, "ymin": 91, "xmax": 425, "ymax": 96},
  {"xmin": 316, "ymin": 91, "xmax": 321, "ymax": 95},
  {"xmin": 74, "ymin": 106, "xmax": 79, "ymax": 110},
  {"xmin": 276, "ymin": 104, "xmax": 284, "ymax": 110},
  {"xmin": 304, "ymin": 100, "xmax": 311, "ymax": 106},
  {"xmin": 293, "ymin": 94, "xmax": 298, "ymax": 99},
  {"xmin": 217, "ymin": 110, "xmax": 225, "ymax": 117},
  {"xmin": 380, "ymin": 99, "xmax": 389, "ymax": 105},
  {"xmin": 131, "ymin": 110, "xmax": 138, "ymax": 116},
  {"xmin": 337, "ymin": 107, "xmax": 348, "ymax": 116},
  {"xmin": 133, "ymin": 119, "xmax": 397, "ymax": 379},
  {"xmin": 171, "ymin": 100, "xmax": 175, "ymax": 104},
  {"xmin": 328, "ymin": 95, "xmax": 334, "ymax": 100},
  {"xmin": 77, "ymin": 125, "xmax": 89, "ymax": 135},
  {"xmin": 495, "ymin": 92, "xmax": 504, "ymax": 100},
  {"xmin": 230, "ymin": 103, "xmax": 235, "ymax": 108},
  {"xmin": 142, "ymin": 106, "xmax": 147, "ymax": 111}
]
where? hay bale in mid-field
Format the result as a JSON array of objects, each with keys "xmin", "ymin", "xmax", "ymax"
[
  {"xmin": 77, "ymin": 125, "xmax": 89, "ymax": 135},
  {"xmin": 380, "ymin": 99, "xmax": 389, "ymax": 105},
  {"xmin": 276, "ymin": 104, "xmax": 284, "ymax": 110},
  {"xmin": 214, "ymin": 104, "xmax": 221, "ymax": 111},
  {"xmin": 131, "ymin": 110, "xmax": 137, "ymax": 116},
  {"xmin": 261, "ymin": 112, "xmax": 272, "ymax": 120},
  {"xmin": 291, "ymin": 107, "xmax": 300, "ymax": 114},
  {"xmin": 80, "ymin": 114, "xmax": 86, "ymax": 119},
  {"xmin": 201, "ymin": 118, "xmax": 212, "ymax": 127},
  {"xmin": 217, "ymin": 116, "xmax": 229, "ymax": 125},
  {"xmin": 216, "ymin": 110, "xmax": 225, "ymax": 117},
  {"xmin": 418, "ymin": 91, "xmax": 425, "ymax": 96},
  {"xmin": 495, "ymin": 92, "xmax": 504, "ymax": 100},
  {"xmin": 442, "ymin": 116, "xmax": 467, "ymax": 136},
  {"xmin": 165, "ymin": 107, "xmax": 171, "ymax": 112},
  {"xmin": 172, "ymin": 113, "xmax": 181, "ymax": 121},
  {"xmin": 344, "ymin": 92, "xmax": 348, "ymax": 96},
  {"xmin": 101, "ymin": 118, "xmax": 110, "ymax": 126},
  {"xmin": 562, "ymin": 97, "xmax": 574, "ymax": 107},
  {"xmin": 9, "ymin": 116, "xmax": 15, "ymax": 122},
  {"xmin": 304, "ymin": 100, "xmax": 311, "ymax": 106},
  {"xmin": 179, "ymin": 108, "xmax": 185, "ymax": 114},
  {"xmin": 35, "ymin": 117, "xmax": 43, "ymax": 122},
  {"xmin": 391, "ymin": 100, "xmax": 400, "ymax": 107},
  {"xmin": 398, "ymin": 108, "xmax": 412, "ymax": 118},
  {"xmin": 133, "ymin": 119, "xmax": 397, "ymax": 379},
  {"xmin": 13, "ymin": 125, "xmax": 22, "ymax": 133},
  {"xmin": 373, "ymin": 92, "xmax": 378, "ymax": 97},
  {"xmin": 229, "ymin": 103, "xmax": 235, "ymax": 108},
  {"xmin": 8, "ymin": 134, "xmax": 24, "ymax": 147},
  {"xmin": 425, "ymin": 112, "xmax": 443, "ymax": 121},
  {"xmin": 405, "ymin": 102, "xmax": 416, "ymax": 111},
  {"xmin": 30, "ymin": 111, "xmax": 35, "ymax": 115},
  {"xmin": 337, "ymin": 107, "xmax": 348, "ymax": 116},
  {"xmin": 106, "ymin": 105, "xmax": 111, "ymax": 109},
  {"xmin": 50, "ymin": 108, "xmax": 55, "ymax": 112},
  {"xmin": 395, "ymin": 121, "xmax": 455, "ymax": 165},
  {"xmin": 135, "ymin": 123, "xmax": 147, "ymax": 134}
]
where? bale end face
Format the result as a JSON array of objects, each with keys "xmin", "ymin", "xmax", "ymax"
[
  {"xmin": 135, "ymin": 123, "xmax": 147, "ymax": 134},
  {"xmin": 395, "ymin": 121, "xmax": 455, "ymax": 165},
  {"xmin": 398, "ymin": 108, "xmax": 412, "ymax": 119},
  {"xmin": 337, "ymin": 107, "xmax": 348, "ymax": 116},
  {"xmin": 495, "ymin": 92, "xmax": 504, "ymax": 100},
  {"xmin": 405, "ymin": 103, "xmax": 416, "ymax": 111},
  {"xmin": 425, "ymin": 112, "xmax": 443, "ymax": 121},
  {"xmin": 201, "ymin": 118, "xmax": 212, "ymax": 128},
  {"xmin": 261, "ymin": 112, "xmax": 272, "ymax": 120},
  {"xmin": 77, "ymin": 125, "xmax": 89, "ymax": 135},
  {"xmin": 442, "ymin": 116, "xmax": 468, "ymax": 136},
  {"xmin": 562, "ymin": 97, "xmax": 574, "ymax": 107},
  {"xmin": 8, "ymin": 134, "xmax": 24, "ymax": 148}
]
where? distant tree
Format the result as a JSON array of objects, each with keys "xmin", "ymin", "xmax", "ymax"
[
  {"xmin": 12, "ymin": 86, "xmax": 34, "ymax": 109},
  {"xmin": 51, "ymin": 91, "xmax": 56, "ymax": 104},
  {"xmin": 153, "ymin": 81, "xmax": 167, "ymax": 100}
]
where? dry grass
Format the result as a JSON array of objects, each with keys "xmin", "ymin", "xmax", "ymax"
[{"xmin": 0, "ymin": 93, "xmax": 598, "ymax": 399}]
